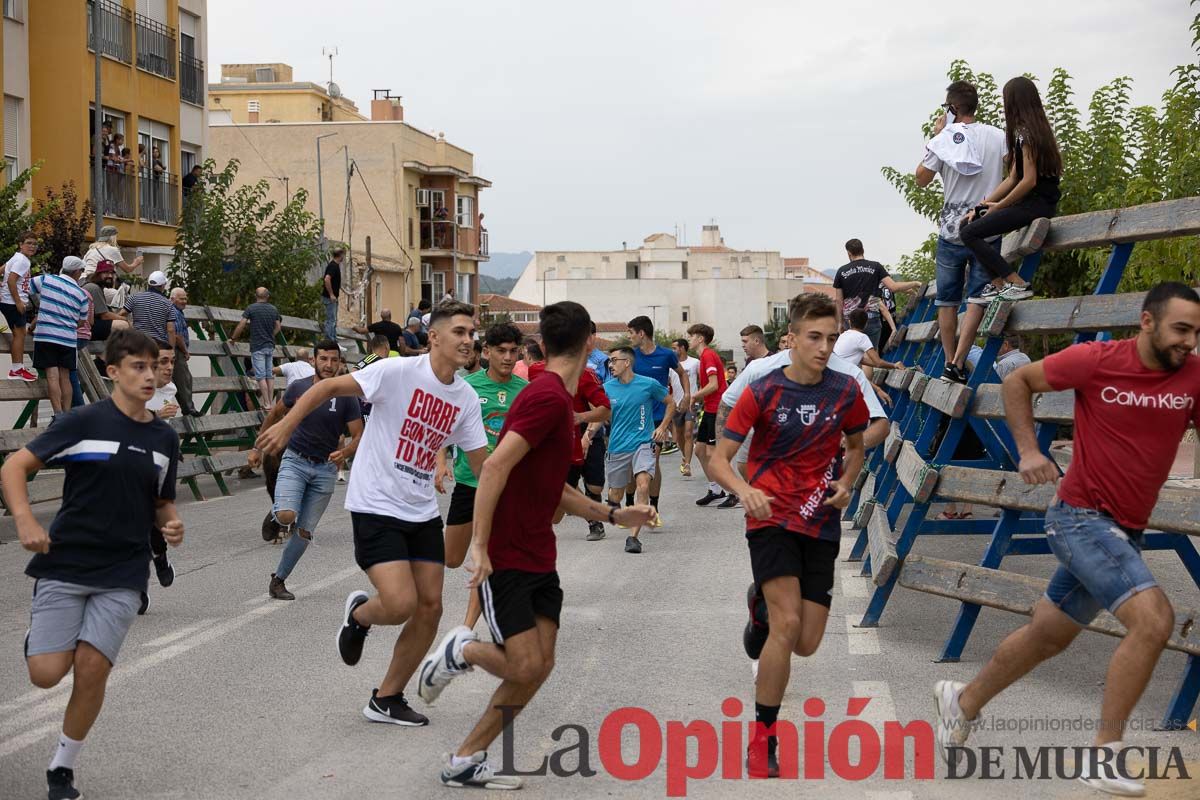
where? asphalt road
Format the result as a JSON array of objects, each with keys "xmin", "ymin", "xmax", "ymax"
[{"xmin": 1, "ymin": 467, "xmax": 1197, "ymax": 799}]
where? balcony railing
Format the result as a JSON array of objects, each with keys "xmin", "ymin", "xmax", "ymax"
[
  {"xmin": 87, "ymin": 0, "xmax": 133, "ymax": 65},
  {"xmin": 99, "ymin": 169, "xmax": 136, "ymax": 220},
  {"xmin": 180, "ymin": 54, "xmax": 204, "ymax": 105},
  {"xmin": 135, "ymin": 13, "xmax": 176, "ymax": 79},
  {"xmin": 480, "ymin": 229, "xmax": 489, "ymax": 257},
  {"xmin": 140, "ymin": 171, "xmax": 179, "ymax": 225}
]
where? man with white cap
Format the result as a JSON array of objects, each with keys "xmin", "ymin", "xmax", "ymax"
[
  {"xmin": 122, "ymin": 271, "xmax": 177, "ymax": 352},
  {"xmin": 30, "ymin": 257, "xmax": 91, "ymax": 413}
]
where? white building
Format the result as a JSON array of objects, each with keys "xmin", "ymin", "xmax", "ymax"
[{"xmin": 510, "ymin": 224, "xmax": 832, "ymax": 363}]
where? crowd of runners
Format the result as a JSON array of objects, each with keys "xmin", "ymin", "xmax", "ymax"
[{"xmin": 6, "ymin": 75, "xmax": 1199, "ymax": 800}]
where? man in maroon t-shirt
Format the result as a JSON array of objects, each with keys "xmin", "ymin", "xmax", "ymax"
[
  {"xmin": 934, "ymin": 282, "xmax": 1200, "ymax": 796},
  {"xmin": 416, "ymin": 301, "xmax": 653, "ymax": 791}
]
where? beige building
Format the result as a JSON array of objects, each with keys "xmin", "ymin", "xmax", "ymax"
[
  {"xmin": 511, "ymin": 224, "xmax": 828, "ymax": 363},
  {"xmin": 208, "ymin": 64, "xmax": 489, "ymax": 325},
  {"xmin": 208, "ymin": 62, "xmax": 365, "ymax": 123}
]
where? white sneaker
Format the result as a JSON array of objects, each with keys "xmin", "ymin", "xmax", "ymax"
[
  {"xmin": 337, "ymin": 469, "xmax": 346, "ymax": 483},
  {"xmin": 440, "ymin": 751, "xmax": 523, "ymax": 790},
  {"xmin": 933, "ymin": 680, "xmax": 971, "ymax": 767},
  {"xmin": 751, "ymin": 659, "xmax": 759, "ymax": 681},
  {"xmin": 1078, "ymin": 742, "xmax": 1145, "ymax": 797},
  {"xmin": 998, "ymin": 284, "xmax": 1034, "ymax": 302},
  {"xmin": 417, "ymin": 625, "xmax": 476, "ymax": 704}
]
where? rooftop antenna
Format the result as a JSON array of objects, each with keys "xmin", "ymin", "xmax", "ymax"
[{"xmin": 322, "ymin": 46, "xmax": 339, "ymax": 89}]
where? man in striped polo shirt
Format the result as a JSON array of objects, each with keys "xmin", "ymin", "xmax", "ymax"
[
  {"xmin": 122, "ymin": 271, "xmax": 176, "ymax": 350},
  {"xmin": 31, "ymin": 257, "xmax": 91, "ymax": 414}
]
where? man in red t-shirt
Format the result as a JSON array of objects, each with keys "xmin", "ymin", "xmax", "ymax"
[
  {"xmin": 416, "ymin": 301, "xmax": 653, "ymax": 791},
  {"xmin": 688, "ymin": 323, "xmax": 732, "ymax": 507},
  {"xmin": 934, "ymin": 283, "xmax": 1200, "ymax": 796},
  {"xmin": 708, "ymin": 294, "xmax": 868, "ymax": 779}
]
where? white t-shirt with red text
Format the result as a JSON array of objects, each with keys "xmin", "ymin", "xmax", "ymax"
[
  {"xmin": 1, "ymin": 252, "xmax": 32, "ymax": 304},
  {"xmin": 347, "ymin": 354, "xmax": 487, "ymax": 522}
]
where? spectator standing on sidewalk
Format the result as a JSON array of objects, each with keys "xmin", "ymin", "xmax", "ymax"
[
  {"xmin": 322, "ymin": 248, "xmax": 344, "ymax": 341},
  {"xmin": 1, "ymin": 231, "xmax": 38, "ymax": 382},
  {"xmin": 30, "ymin": 256, "xmax": 90, "ymax": 413},
  {"xmin": 169, "ymin": 287, "xmax": 197, "ymax": 416},
  {"xmin": 231, "ymin": 287, "xmax": 282, "ymax": 410}
]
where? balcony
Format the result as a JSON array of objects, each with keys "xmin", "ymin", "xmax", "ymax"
[
  {"xmin": 99, "ymin": 168, "xmax": 136, "ymax": 220},
  {"xmin": 419, "ymin": 220, "xmax": 490, "ymax": 260},
  {"xmin": 180, "ymin": 54, "xmax": 204, "ymax": 105},
  {"xmin": 140, "ymin": 171, "xmax": 179, "ymax": 225},
  {"xmin": 87, "ymin": 0, "xmax": 133, "ymax": 65},
  {"xmin": 480, "ymin": 229, "xmax": 489, "ymax": 258},
  {"xmin": 135, "ymin": 13, "xmax": 175, "ymax": 79}
]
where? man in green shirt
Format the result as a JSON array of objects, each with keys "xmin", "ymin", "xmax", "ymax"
[{"xmin": 435, "ymin": 322, "xmax": 526, "ymax": 630}]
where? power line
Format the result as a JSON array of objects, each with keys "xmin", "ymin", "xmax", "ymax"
[
  {"xmin": 225, "ymin": 116, "xmax": 286, "ymax": 185},
  {"xmin": 353, "ymin": 161, "xmax": 413, "ymax": 270}
]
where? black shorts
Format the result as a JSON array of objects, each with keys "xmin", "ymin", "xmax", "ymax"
[
  {"xmin": 91, "ymin": 318, "xmax": 114, "ymax": 341},
  {"xmin": 0, "ymin": 302, "xmax": 27, "ymax": 329},
  {"xmin": 351, "ymin": 511, "xmax": 444, "ymax": 569},
  {"xmin": 746, "ymin": 527, "xmax": 840, "ymax": 608},
  {"xmin": 582, "ymin": 432, "xmax": 606, "ymax": 487},
  {"xmin": 696, "ymin": 411, "xmax": 717, "ymax": 445},
  {"xmin": 566, "ymin": 464, "xmax": 583, "ymax": 489},
  {"xmin": 32, "ymin": 341, "xmax": 77, "ymax": 371},
  {"xmin": 479, "ymin": 569, "xmax": 563, "ymax": 645},
  {"xmin": 447, "ymin": 482, "xmax": 476, "ymax": 527}
]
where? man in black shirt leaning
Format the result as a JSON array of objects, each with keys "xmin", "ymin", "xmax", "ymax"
[
  {"xmin": 250, "ymin": 339, "xmax": 364, "ymax": 601},
  {"xmin": 323, "ymin": 248, "xmax": 344, "ymax": 341},
  {"xmin": 832, "ymin": 239, "xmax": 921, "ymax": 350},
  {"xmin": 353, "ymin": 308, "xmax": 404, "ymax": 353},
  {"xmin": 2, "ymin": 329, "xmax": 183, "ymax": 800}
]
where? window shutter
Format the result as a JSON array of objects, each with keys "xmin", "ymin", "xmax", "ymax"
[{"xmin": 4, "ymin": 96, "xmax": 20, "ymax": 159}]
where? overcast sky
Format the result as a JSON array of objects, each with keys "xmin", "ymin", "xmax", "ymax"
[{"xmin": 207, "ymin": 0, "xmax": 1197, "ymax": 271}]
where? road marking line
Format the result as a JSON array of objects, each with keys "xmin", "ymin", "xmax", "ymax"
[
  {"xmin": 845, "ymin": 615, "xmax": 881, "ymax": 655},
  {"xmin": 141, "ymin": 619, "xmax": 218, "ymax": 649},
  {"xmin": 0, "ymin": 565, "xmax": 360, "ymax": 757},
  {"xmin": 840, "ymin": 569, "xmax": 869, "ymax": 598},
  {"xmin": 851, "ymin": 680, "xmax": 897, "ymax": 727}
]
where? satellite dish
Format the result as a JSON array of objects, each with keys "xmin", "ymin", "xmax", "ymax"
[{"xmin": 328, "ymin": 82, "xmax": 342, "ymax": 98}]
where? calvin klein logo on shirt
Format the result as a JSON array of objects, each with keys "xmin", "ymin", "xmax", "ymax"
[{"xmin": 1100, "ymin": 387, "xmax": 1195, "ymax": 410}]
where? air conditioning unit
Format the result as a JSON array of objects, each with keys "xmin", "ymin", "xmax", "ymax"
[
  {"xmin": 416, "ymin": 189, "xmax": 430, "ymax": 207},
  {"xmin": 421, "ymin": 262, "xmax": 433, "ymax": 282}
]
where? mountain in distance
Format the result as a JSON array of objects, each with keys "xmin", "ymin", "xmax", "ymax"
[
  {"xmin": 481, "ymin": 251, "xmax": 533, "ymax": 280},
  {"xmin": 479, "ymin": 274, "xmax": 517, "ymax": 296}
]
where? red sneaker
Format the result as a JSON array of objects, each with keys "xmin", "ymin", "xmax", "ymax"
[
  {"xmin": 746, "ymin": 734, "xmax": 779, "ymax": 779},
  {"xmin": 8, "ymin": 367, "xmax": 36, "ymax": 382}
]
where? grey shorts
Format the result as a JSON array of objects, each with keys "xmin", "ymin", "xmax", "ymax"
[
  {"xmin": 25, "ymin": 579, "xmax": 141, "ymax": 665},
  {"xmin": 735, "ymin": 430, "xmax": 754, "ymax": 465},
  {"xmin": 606, "ymin": 443, "xmax": 657, "ymax": 487}
]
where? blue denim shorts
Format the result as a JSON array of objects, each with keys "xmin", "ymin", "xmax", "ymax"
[
  {"xmin": 251, "ymin": 348, "xmax": 274, "ymax": 380},
  {"xmin": 934, "ymin": 237, "xmax": 998, "ymax": 307},
  {"xmin": 273, "ymin": 449, "xmax": 338, "ymax": 533},
  {"xmin": 1044, "ymin": 500, "xmax": 1158, "ymax": 625}
]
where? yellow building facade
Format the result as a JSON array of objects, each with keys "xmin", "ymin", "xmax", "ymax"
[{"xmin": 209, "ymin": 63, "xmax": 365, "ymax": 124}]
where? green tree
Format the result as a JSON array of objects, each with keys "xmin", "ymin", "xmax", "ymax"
[
  {"xmin": 170, "ymin": 159, "xmax": 323, "ymax": 323},
  {"xmin": 883, "ymin": 6, "xmax": 1200, "ymax": 297},
  {"xmin": 0, "ymin": 162, "xmax": 50, "ymax": 269},
  {"xmin": 34, "ymin": 182, "xmax": 94, "ymax": 271}
]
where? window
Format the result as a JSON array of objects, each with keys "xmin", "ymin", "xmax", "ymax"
[
  {"xmin": 681, "ymin": 306, "xmax": 690, "ymax": 323},
  {"xmin": 556, "ymin": 255, "xmax": 566, "ymax": 262},
  {"xmin": 584, "ymin": 267, "xmax": 594, "ymax": 279},
  {"xmin": 432, "ymin": 270, "xmax": 446, "ymax": 301},
  {"xmin": 4, "ymin": 0, "xmax": 22, "ymax": 22},
  {"xmin": 681, "ymin": 261, "xmax": 688, "ymax": 279},
  {"xmin": 136, "ymin": 0, "xmax": 167, "ymax": 21},
  {"xmin": 429, "ymin": 189, "xmax": 445, "ymax": 212},
  {"xmin": 134, "ymin": 1, "xmax": 176, "ymax": 79},
  {"xmin": 456, "ymin": 195, "xmax": 474, "ymax": 228},
  {"xmin": 88, "ymin": 0, "xmax": 133, "ymax": 64},
  {"xmin": 178, "ymin": 12, "xmax": 203, "ymax": 105},
  {"xmin": 626, "ymin": 262, "xmax": 640, "ymax": 280},
  {"xmin": 457, "ymin": 272, "xmax": 471, "ymax": 303},
  {"xmin": 180, "ymin": 146, "xmax": 197, "ymax": 175},
  {"xmin": 247, "ymin": 100, "xmax": 261, "ymax": 113},
  {"xmin": 408, "ymin": 218, "xmax": 413, "ymax": 247},
  {"xmin": 255, "ymin": 67, "xmax": 276, "ymax": 83},
  {"xmin": 601, "ymin": 255, "xmax": 610, "ymax": 263},
  {"xmin": 771, "ymin": 303, "xmax": 788, "ymax": 325},
  {"xmin": 4, "ymin": 96, "xmax": 21, "ymax": 183},
  {"xmin": 712, "ymin": 266, "xmax": 722, "ymax": 278}
]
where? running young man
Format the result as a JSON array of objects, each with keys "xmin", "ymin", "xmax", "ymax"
[
  {"xmin": 626, "ymin": 315, "xmax": 690, "ymax": 518},
  {"xmin": 708, "ymin": 293, "xmax": 869, "ymax": 779},
  {"xmin": 934, "ymin": 282, "xmax": 1200, "ymax": 796},
  {"xmin": 256, "ymin": 301, "xmax": 488, "ymax": 728},
  {"xmin": 604, "ymin": 346, "xmax": 673, "ymax": 553},
  {"xmin": 688, "ymin": 323, "xmax": 730, "ymax": 508},
  {"xmin": 436, "ymin": 321, "xmax": 527, "ymax": 629},
  {"xmin": 3, "ymin": 329, "xmax": 182, "ymax": 800},
  {"xmin": 249, "ymin": 340, "xmax": 363, "ymax": 601},
  {"xmin": 670, "ymin": 338, "xmax": 699, "ymax": 476},
  {"xmin": 414, "ymin": 301, "xmax": 654, "ymax": 790}
]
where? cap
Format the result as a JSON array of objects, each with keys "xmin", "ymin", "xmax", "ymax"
[
  {"xmin": 61, "ymin": 256, "xmax": 85, "ymax": 273},
  {"xmin": 147, "ymin": 271, "xmax": 168, "ymax": 287},
  {"xmin": 99, "ymin": 225, "xmax": 118, "ymax": 237},
  {"xmin": 94, "ymin": 259, "xmax": 116, "ymax": 274}
]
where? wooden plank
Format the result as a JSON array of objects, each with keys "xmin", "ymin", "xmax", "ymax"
[
  {"xmin": 971, "ymin": 384, "xmax": 1075, "ymax": 424},
  {"xmin": 176, "ymin": 457, "xmax": 211, "ymax": 480},
  {"xmin": 853, "ymin": 463, "xmax": 871, "ymax": 490},
  {"xmin": 867, "ymin": 506, "xmax": 899, "ymax": 586},
  {"xmin": 206, "ymin": 306, "xmax": 243, "ymax": 324},
  {"xmin": 999, "ymin": 217, "xmax": 1051, "ymax": 262},
  {"xmin": 871, "ymin": 368, "xmax": 889, "ymax": 387},
  {"xmin": 920, "ymin": 379, "xmax": 973, "ymax": 418},
  {"xmin": 336, "ymin": 326, "xmax": 368, "ymax": 342},
  {"xmin": 170, "ymin": 410, "xmax": 264, "ymax": 436},
  {"xmin": 1042, "ymin": 196, "xmax": 1200, "ymax": 252},
  {"xmin": 1004, "ymin": 293, "xmax": 1143, "ymax": 335},
  {"xmin": 896, "ymin": 441, "xmax": 938, "ymax": 503},
  {"xmin": 907, "ymin": 372, "xmax": 932, "ymax": 404},
  {"xmin": 0, "ymin": 427, "xmax": 38, "ymax": 453},
  {"xmin": 280, "ymin": 314, "xmax": 321, "ymax": 334},
  {"xmin": 883, "ymin": 422, "xmax": 903, "ymax": 464},
  {"xmin": 885, "ymin": 324, "xmax": 908, "ymax": 352},
  {"xmin": 0, "ymin": 381, "xmax": 49, "ymax": 401},
  {"xmin": 884, "ymin": 368, "xmax": 914, "ymax": 390},
  {"xmin": 25, "ymin": 473, "xmax": 66, "ymax": 505},
  {"xmin": 981, "ymin": 299, "xmax": 1018, "ymax": 337},
  {"xmin": 898, "ymin": 555, "xmax": 1200, "ymax": 656},
  {"xmin": 905, "ymin": 319, "xmax": 939, "ymax": 343},
  {"xmin": 192, "ymin": 376, "xmax": 256, "ymax": 393},
  {"xmin": 206, "ymin": 450, "xmax": 252, "ymax": 473},
  {"xmin": 853, "ymin": 498, "xmax": 876, "ymax": 530}
]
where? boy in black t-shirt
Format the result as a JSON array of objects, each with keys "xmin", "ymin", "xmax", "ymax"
[{"xmin": 1, "ymin": 329, "xmax": 183, "ymax": 800}]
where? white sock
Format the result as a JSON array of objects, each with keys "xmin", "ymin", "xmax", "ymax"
[
  {"xmin": 49, "ymin": 733, "xmax": 83, "ymax": 771},
  {"xmin": 709, "ymin": 481, "xmax": 722, "ymax": 493},
  {"xmin": 451, "ymin": 754, "xmax": 475, "ymax": 767}
]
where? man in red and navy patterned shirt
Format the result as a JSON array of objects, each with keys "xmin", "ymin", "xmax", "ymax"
[{"xmin": 708, "ymin": 292, "xmax": 868, "ymax": 779}]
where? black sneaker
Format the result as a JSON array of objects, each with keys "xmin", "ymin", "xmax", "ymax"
[
  {"xmin": 336, "ymin": 590, "xmax": 371, "ymax": 666},
  {"xmin": 261, "ymin": 511, "xmax": 282, "ymax": 542},
  {"xmin": 362, "ymin": 688, "xmax": 428, "ymax": 727},
  {"xmin": 586, "ymin": 520, "xmax": 605, "ymax": 541},
  {"xmin": 743, "ymin": 582, "xmax": 769, "ymax": 659},
  {"xmin": 138, "ymin": 591, "xmax": 149, "ymax": 616},
  {"xmin": 269, "ymin": 574, "xmax": 295, "ymax": 601},
  {"xmin": 940, "ymin": 363, "xmax": 967, "ymax": 384},
  {"xmin": 696, "ymin": 490, "xmax": 726, "ymax": 507},
  {"xmin": 47, "ymin": 767, "xmax": 81, "ymax": 800},
  {"xmin": 718, "ymin": 493, "xmax": 741, "ymax": 509},
  {"xmin": 153, "ymin": 553, "xmax": 175, "ymax": 587},
  {"xmin": 625, "ymin": 536, "xmax": 642, "ymax": 554}
]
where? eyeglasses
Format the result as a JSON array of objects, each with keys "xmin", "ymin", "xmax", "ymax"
[{"xmin": 609, "ymin": 357, "xmax": 631, "ymax": 364}]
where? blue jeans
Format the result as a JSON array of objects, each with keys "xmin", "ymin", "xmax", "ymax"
[
  {"xmin": 1044, "ymin": 500, "xmax": 1157, "ymax": 625},
  {"xmin": 69, "ymin": 339, "xmax": 87, "ymax": 407},
  {"xmin": 864, "ymin": 314, "xmax": 882, "ymax": 350},
  {"xmin": 273, "ymin": 450, "xmax": 338, "ymax": 580},
  {"xmin": 322, "ymin": 296, "xmax": 338, "ymax": 341},
  {"xmin": 934, "ymin": 237, "xmax": 999, "ymax": 307}
]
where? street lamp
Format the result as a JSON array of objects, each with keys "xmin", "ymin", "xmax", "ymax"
[{"xmin": 316, "ymin": 132, "xmax": 339, "ymax": 255}]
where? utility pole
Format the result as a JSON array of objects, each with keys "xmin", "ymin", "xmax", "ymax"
[
  {"xmin": 92, "ymin": 31, "xmax": 103, "ymax": 239},
  {"xmin": 315, "ymin": 132, "xmax": 338, "ymax": 255}
]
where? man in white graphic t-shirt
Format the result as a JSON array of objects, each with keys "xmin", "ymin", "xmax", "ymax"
[
  {"xmin": 670, "ymin": 338, "xmax": 701, "ymax": 476},
  {"xmin": 257, "ymin": 301, "xmax": 488, "ymax": 727}
]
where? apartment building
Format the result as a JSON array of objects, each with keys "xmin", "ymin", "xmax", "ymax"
[
  {"xmin": 511, "ymin": 224, "xmax": 826, "ymax": 364},
  {"xmin": 208, "ymin": 66, "xmax": 490, "ymax": 325},
  {"xmin": 208, "ymin": 63, "xmax": 365, "ymax": 123},
  {"xmin": 0, "ymin": 0, "xmax": 208, "ymax": 271}
]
